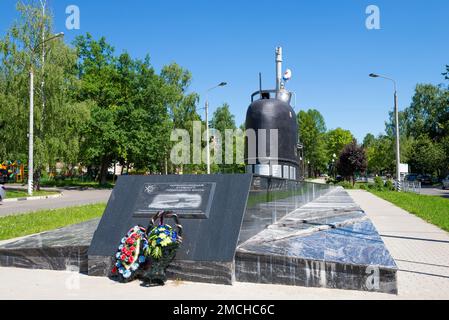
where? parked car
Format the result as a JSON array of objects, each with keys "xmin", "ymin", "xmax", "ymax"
[
  {"xmin": 0, "ymin": 184, "xmax": 6, "ymax": 202},
  {"xmin": 405, "ymin": 174, "xmax": 419, "ymax": 182},
  {"xmin": 443, "ymin": 175, "xmax": 449, "ymax": 190},
  {"xmin": 0, "ymin": 169, "xmax": 8, "ymax": 184},
  {"xmin": 418, "ymin": 174, "xmax": 433, "ymax": 185}
]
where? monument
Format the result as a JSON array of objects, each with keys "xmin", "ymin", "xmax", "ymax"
[
  {"xmin": 88, "ymin": 174, "xmax": 253, "ymax": 284},
  {"xmin": 0, "ymin": 47, "xmax": 398, "ymax": 294}
]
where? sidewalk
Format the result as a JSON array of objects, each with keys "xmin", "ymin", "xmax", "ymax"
[{"xmin": 347, "ymin": 190, "xmax": 449, "ymax": 299}]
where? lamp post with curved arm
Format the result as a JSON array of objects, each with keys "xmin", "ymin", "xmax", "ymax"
[
  {"xmin": 369, "ymin": 73, "xmax": 401, "ymax": 191},
  {"xmin": 203, "ymin": 82, "xmax": 227, "ymax": 174}
]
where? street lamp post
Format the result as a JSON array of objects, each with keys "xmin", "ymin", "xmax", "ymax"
[
  {"xmin": 369, "ymin": 73, "xmax": 401, "ymax": 191},
  {"xmin": 27, "ymin": 32, "xmax": 64, "ymax": 195},
  {"xmin": 204, "ymin": 82, "xmax": 227, "ymax": 174}
]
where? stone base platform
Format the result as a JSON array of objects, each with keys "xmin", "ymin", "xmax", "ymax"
[
  {"xmin": 235, "ymin": 188, "xmax": 398, "ymax": 294},
  {"xmin": 0, "ymin": 219, "xmax": 97, "ymax": 273},
  {"xmin": 0, "ymin": 188, "xmax": 397, "ymax": 293}
]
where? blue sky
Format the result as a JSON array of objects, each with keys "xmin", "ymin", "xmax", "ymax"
[{"xmin": 1, "ymin": 0, "xmax": 448, "ymax": 141}]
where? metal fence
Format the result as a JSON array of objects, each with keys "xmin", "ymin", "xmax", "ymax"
[{"xmin": 400, "ymin": 180, "xmax": 421, "ymax": 194}]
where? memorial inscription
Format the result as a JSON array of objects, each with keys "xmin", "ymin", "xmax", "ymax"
[{"xmin": 133, "ymin": 182, "xmax": 216, "ymax": 219}]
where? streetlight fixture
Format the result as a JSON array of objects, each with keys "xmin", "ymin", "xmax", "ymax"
[
  {"xmin": 204, "ymin": 82, "xmax": 227, "ymax": 174},
  {"xmin": 369, "ymin": 73, "xmax": 401, "ymax": 191},
  {"xmin": 27, "ymin": 32, "xmax": 64, "ymax": 195}
]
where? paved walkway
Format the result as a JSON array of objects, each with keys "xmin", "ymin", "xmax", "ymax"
[
  {"xmin": 347, "ymin": 190, "xmax": 449, "ymax": 299},
  {"xmin": 0, "ymin": 188, "xmax": 111, "ymax": 217},
  {"xmin": 0, "ymin": 267, "xmax": 393, "ymax": 300}
]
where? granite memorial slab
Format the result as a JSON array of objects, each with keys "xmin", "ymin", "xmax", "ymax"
[
  {"xmin": 87, "ymin": 174, "xmax": 253, "ymax": 284},
  {"xmin": 235, "ymin": 188, "xmax": 398, "ymax": 294},
  {"xmin": 0, "ymin": 219, "xmax": 99, "ymax": 273}
]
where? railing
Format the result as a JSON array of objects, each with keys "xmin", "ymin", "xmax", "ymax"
[
  {"xmin": 401, "ymin": 180, "xmax": 421, "ymax": 194},
  {"xmin": 238, "ymin": 176, "xmax": 333, "ymax": 243}
]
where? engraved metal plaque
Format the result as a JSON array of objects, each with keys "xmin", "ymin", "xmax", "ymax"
[{"xmin": 132, "ymin": 182, "xmax": 216, "ymax": 219}]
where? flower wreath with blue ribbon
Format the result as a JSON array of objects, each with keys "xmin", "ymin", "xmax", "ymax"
[
  {"xmin": 111, "ymin": 225, "xmax": 148, "ymax": 282},
  {"xmin": 110, "ymin": 211, "xmax": 183, "ymax": 284}
]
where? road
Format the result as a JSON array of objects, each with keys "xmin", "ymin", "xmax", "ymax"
[
  {"xmin": 0, "ymin": 188, "xmax": 111, "ymax": 217},
  {"xmin": 419, "ymin": 186, "xmax": 449, "ymax": 199}
]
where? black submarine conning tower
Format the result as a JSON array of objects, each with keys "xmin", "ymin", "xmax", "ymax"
[{"xmin": 245, "ymin": 47, "xmax": 299, "ymax": 180}]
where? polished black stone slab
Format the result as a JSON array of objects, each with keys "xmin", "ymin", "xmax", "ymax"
[
  {"xmin": 236, "ymin": 188, "xmax": 398, "ymax": 294},
  {"xmin": 0, "ymin": 218, "xmax": 234, "ymax": 285},
  {"xmin": 88, "ymin": 174, "xmax": 253, "ymax": 278},
  {"xmin": 0, "ymin": 219, "xmax": 99, "ymax": 273},
  {"xmin": 238, "ymin": 176, "xmax": 333, "ymax": 244}
]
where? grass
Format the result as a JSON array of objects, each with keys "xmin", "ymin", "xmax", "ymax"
[
  {"xmin": 369, "ymin": 190, "xmax": 449, "ymax": 232},
  {"xmin": 40, "ymin": 179, "xmax": 114, "ymax": 189},
  {"xmin": 5, "ymin": 189, "xmax": 59, "ymax": 199},
  {"xmin": 0, "ymin": 203, "xmax": 106, "ymax": 240}
]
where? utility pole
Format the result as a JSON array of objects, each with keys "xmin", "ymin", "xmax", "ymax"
[
  {"xmin": 394, "ymin": 89, "xmax": 401, "ymax": 190},
  {"xmin": 205, "ymin": 100, "xmax": 210, "ymax": 174},
  {"xmin": 28, "ymin": 67, "xmax": 34, "ymax": 195}
]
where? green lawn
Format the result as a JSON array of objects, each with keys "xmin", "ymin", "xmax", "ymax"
[
  {"xmin": 0, "ymin": 203, "xmax": 106, "ymax": 240},
  {"xmin": 370, "ymin": 190, "xmax": 449, "ymax": 232},
  {"xmin": 5, "ymin": 189, "xmax": 60, "ymax": 199},
  {"xmin": 40, "ymin": 179, "xmax": 114, "ymax": 189}
]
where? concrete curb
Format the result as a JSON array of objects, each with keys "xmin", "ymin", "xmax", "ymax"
[{"xmin": 3, "ymin": 192, "xmax": 63, "ymax": 203}]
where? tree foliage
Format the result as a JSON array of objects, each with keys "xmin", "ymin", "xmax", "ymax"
[
  {"xmin": 297, "ymin": 109, "xmax": 327, "ymax": 176},
  {"xmin": 336, "ymin": 140, "xmax": 367, "ymax": 184},
  {"xmin": 0, "ymin": 2, "xmax": 208, "ymax": 185},
  {"xmin": 325, "ymin": 128, "xmax": 354, "ymax": 160},
  {"xmin": 0, "ymin": 2, "xmax": 86, "ymax": 188},
  {"xmin": 407, "ymin": 135, "xmax": 446, "ymax": 176}
]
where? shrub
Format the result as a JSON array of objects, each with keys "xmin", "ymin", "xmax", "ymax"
[
  {"xmin": 374, "ymin": 176, "xmax": 383, "ymax": 186},
  {"xmin": 373, "ymin": 176, "xmax": 385, "ymax": 190},
  {"xmin": 337, "ymin": 181, "xmax": 354, "ymax": 189},
  {"xmin": 384, "ymin": 180, "xmax": 395, "ymax": 191},
  {"xmin": 359, "ymin": 183, "xmax": 367, "ymax": 190}
]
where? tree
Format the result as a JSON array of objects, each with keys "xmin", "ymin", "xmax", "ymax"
[
  {"xmin": 443, "ymin": 65, "xmax": 449, "ymax": 81},
  {"xmin": 325, "ymin": 128, "xmax": 354, "ymax": 161},
  {"xmin": 401, "ymin": 84, "xmax": 449, "ymax": 142},
  {"xmin": 362, "ymin": 133, "xmax": 376, "ymax": 148},
  {"xmin": 297, "ymin": 109, "xmax": 328, "ymax": 177},
  {"xmin": 210, "ymin": 103, "xmax": 242, "ymax": 173},
  {"xmin": 365, "ymin": 135, "xmax": 395, "ymax": 175},
  {"xmin": 383, "ymin": 82, "xmax": 449, "ymax": 178},
  {"xmin": 210, "ymin": 103, "xmax": 235, "ymax": 132},
  {"xmin": 75, "ymin": 34, "xmax": 177, "ymax": 183},
  {"xmin": 336, "ymin": 140, "xmax": 367, "ymax": 185},
  {"xmin": 0, "ymin": 2, "xmax": 86, "ymax": 189},
  {"xmin": 407, "ymin": 135, "xmax": 446, "ymax": 177},
  {"xmin": 160, "ymin": 62, "xmax": 201, "ymax": 174}
]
